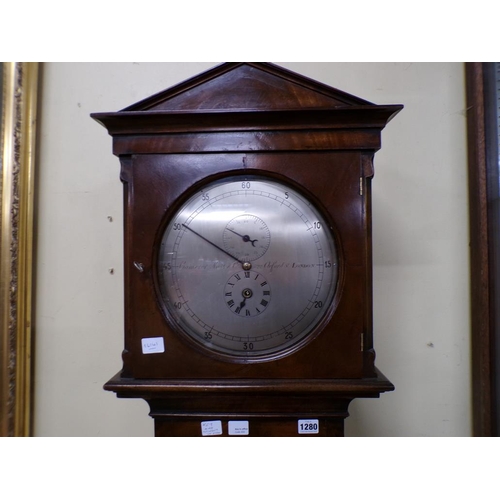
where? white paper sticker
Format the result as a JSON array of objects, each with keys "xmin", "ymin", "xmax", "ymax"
[
  {"xmin": 141, "ymin": 337, "xmax": 165, "ymax": 354},
  {"xmin": 201, "ymin": 420, "xmax": 223, "ymax": 436},
  {"xmin": 298, "ymin": 419, "xmax": 319, "ymax": 434},
  {"xmin": 228, "ymin": 421, "xmax": 249, "ymax": 436}
]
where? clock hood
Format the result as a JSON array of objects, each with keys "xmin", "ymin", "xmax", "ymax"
[{"xmin": 119, "ymin": 62, "xmax": 376, "ymax": 112}]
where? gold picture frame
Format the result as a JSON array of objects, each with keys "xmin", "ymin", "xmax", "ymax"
[{"xmin": 0, "ymin": 62, "xmax": 39, "ymax": 436}]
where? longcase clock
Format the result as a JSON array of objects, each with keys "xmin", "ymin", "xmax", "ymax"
[{"xmin": 92, "ymin": 62, "xmax": 403, "ymax": 437}]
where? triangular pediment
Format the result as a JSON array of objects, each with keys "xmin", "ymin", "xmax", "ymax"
[{"xmin": 122, "ymin": 62, "xmax": 374, "ymax": 112}]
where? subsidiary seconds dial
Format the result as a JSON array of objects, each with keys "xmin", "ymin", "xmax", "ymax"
[
  {"xmin": 157, "ymin": 175, "xmax": 339, "ymax": 360},
  {"xmin": 223, "ymin": 215, "xmax": 271, "ymax": 261}
]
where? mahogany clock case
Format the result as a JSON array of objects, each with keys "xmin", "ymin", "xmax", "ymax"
[
  {"xmin": 122, "ymin": 151, "xmax": 369, "ymax": 380},
  {"xmin": 92, "ymin": 62, "xmax": 403, "ymax": 384}
]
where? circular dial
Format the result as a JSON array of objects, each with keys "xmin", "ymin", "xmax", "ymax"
[
  {"xmin": 157, "ymin": 175, "xmax": 339, "ymax": 360},
  {"xmin": 223, "ymin": 270, "xmax": 271, "ymax": 317},
  {"xmin": 223, "ymin": 215, "xmax": 271, "ymax": 261}
]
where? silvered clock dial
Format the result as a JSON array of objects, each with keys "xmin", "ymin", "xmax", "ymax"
[{"xmin": 157, "ymin": 175, "xmax": 339, "ymax": 360}]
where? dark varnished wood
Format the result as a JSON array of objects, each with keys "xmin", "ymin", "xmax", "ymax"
[
  {"xmin": 120, "ymin": 62, "xmax": 374, "ymax": 111},
  {"xmin": 110, "ymin": 128, "xmax": 383, "ymax": 156},
  {"xmin": 105, "ymin": 368, "xmax": 393, "ymax": 437},
  {"xmin": 104, "ymin": 368, "xmax": 394, "ymax": 396},
  {"xmin": 121, "ymin": 152, "xmax": 370, "ymax": 380},
  {"xmin": 93, "ymin": 63, "xmax": 402, "ymax": 436},
  {"xmin": 466, "ymin": 62, "xmax": 500, "ymax": 436},
  {"xmin": 154, "ymin": 418, "xmax": 346, "ymax": 437},
  {"xmin": 92, "ymin": 107, "xmax": 402, "ymax": 135}
]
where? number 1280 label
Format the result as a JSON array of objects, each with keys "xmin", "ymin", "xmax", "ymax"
[{"xmin": 298, "ymin": 419, "xmax": 319, "ymax": 434}]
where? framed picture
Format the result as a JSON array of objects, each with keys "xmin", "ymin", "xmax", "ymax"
[
  {"xmin": 0, "ymin": 62, "xmax": 39, "ymax": 436},
  {"xmin": 466, "ymin": 62, "xmax": 500, "ymax": 436}
]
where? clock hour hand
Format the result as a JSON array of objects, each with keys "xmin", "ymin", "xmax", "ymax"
[
  {"xmin": 182, "ymin": 224, "xmax": 242, "ymax": 263},
  {"xmin": 236, "ymin": 288, "xmax": 252, "ymax": 314},
  {"xmin": 235, "ymin": 298, "xmax": 246, "ymax": 314},
  {"xmin": 226, "ymin": 228, "xmax": 258, "ymax": 247}
]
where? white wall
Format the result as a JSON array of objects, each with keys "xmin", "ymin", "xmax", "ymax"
[{"xmin": 34, "ymin": 62, "xmax": 470, "ymax": 436}]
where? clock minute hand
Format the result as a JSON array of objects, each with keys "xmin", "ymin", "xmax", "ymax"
[
  {"xmin": 226, "ymin": 228, "xmax": 258, "ymax": 247},
  {"xmin": 182, "ymin": 224, "xmax": 242, "ymax": 263}
]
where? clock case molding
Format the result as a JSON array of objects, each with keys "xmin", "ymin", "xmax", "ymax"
[{"xmin": 92, "ymin": 63, "xmax": 402, "ymax": 436}]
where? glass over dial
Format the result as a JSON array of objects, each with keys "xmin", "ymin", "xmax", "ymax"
[{"xmin": 157, "ymin": 175, "xmax": 339, "ymax": 360}]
